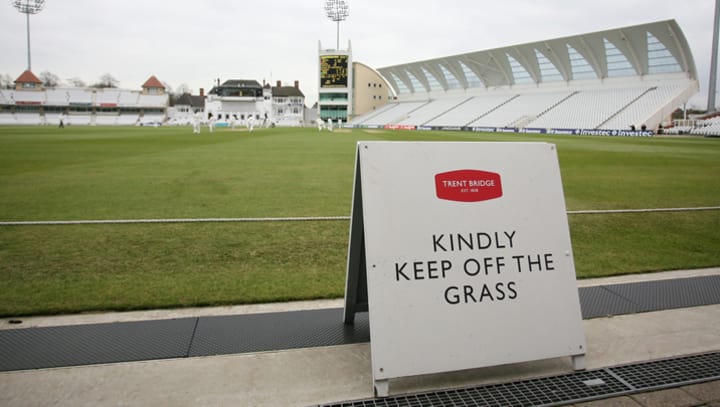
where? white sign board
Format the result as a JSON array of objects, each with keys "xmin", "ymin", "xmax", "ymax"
[{"xmin": 344, "ymin": 141, "xmax": 586, "ymax": 396}]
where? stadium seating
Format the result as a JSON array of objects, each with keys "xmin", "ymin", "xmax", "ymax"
[
  {"xmin": 45, "ymin": 90, "xmax": 68, "ymax": 106},
  {"xmin": 469, "ymin": 91, "xmax": 573, "ymax": 128},
  {"xmin": 689, "ymin": 116, "xmax": 720, "ymax": 136},
  {"xmin": 67, "ymin": 113, "xmax": 92, "ymax": 126},
  {"xmin": 66, "ymin": 89, "xmax": 92, "ymax": 105},
  {"xmin": 95, "ymin": 89, "xmax": 121, "ymax": 105},
  {"xmin": 118, "ymin": 91, "xmax": 140, "ymax": 106},
  {"xmin": 423, "ymin": 94, "xmax": 518, "ymax": 127},
  {"xmin": 117, "ymin": 114, "xmax": 139, "ymax": 125},
  {"xmin": 351, "ymin": 80, "xmax": 697, "ymax": 133},
  {"xmin": 138, "ymin": 94, "xmax": 167, "ymax": 108},
  {"xmin": 600, "ymin": 85, "xmax": 687, "ymax": 130},
  {"xmin": 12, "ymin": 90, "xmax": 44, "ymax": 105},
  {"xmin": 15, "ymin": 113, "xmax": 43, "ymax": 125},
  {"xmin": 527, "ymin": 87, "xmax": 648, "ymax": 129},
  {"xmin": 396, "ymin": 98, "xmax": 474, "ymax": 126},
  {"xmin": 355, "ymin": 101, "xmax": 428, "ymax": 127},
  {"xmin": 0, "ymin": 90, "xmax": 10, "ymax": 105},
  {"xmin": 94, "ymin": 115, "xmax": 118, "ymax": 125}
]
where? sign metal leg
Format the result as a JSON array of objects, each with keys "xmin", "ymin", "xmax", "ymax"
[
  {"xmin": 572, "ymin": 354, "xmax": 586, "ymax": 371},
  {"xmin": 374, "ymin": 379, "xmax": 389, "ymax": 397}
]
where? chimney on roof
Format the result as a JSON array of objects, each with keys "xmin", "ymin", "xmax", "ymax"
[
  {"xmin": 276, "ymin": 80, "xmax": 282, "ymax": 88},
  {"xmin": 294, "ymin": 80, "xmax": 299, "ymax": 89},
  {"xmin": 199, "ymin": 88, "xmax": 204, "ymax": 97}
]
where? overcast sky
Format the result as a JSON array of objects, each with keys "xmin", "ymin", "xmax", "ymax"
[{"xmin": 0, "ymin": 0, "xmax": 716, "ymax": 108}]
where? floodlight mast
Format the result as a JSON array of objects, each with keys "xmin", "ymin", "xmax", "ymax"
[
  {"xmin": 325, "ymin": 0, "xmax": 349, "ymax": 50},
  {"xmin": 11, "ymin": 0, "xmax": 46, "ymax": 71},
  {"xmin": 709, "ymin": 0, "xmax": 720, "ymax": 112}
]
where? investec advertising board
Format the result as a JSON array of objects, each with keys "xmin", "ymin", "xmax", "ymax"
[{"xmin": 353, "ymin": 141, "xmax": 585, "ymax": 388}]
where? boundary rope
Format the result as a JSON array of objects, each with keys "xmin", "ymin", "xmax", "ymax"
[{"xmin": 1, "ymin": 207, "xmax": 719, "ymax": 226}]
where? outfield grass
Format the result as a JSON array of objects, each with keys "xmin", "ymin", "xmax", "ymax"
[{"xmin": 1, "ymin": 125, "xmax": 719, "ymax": 316}]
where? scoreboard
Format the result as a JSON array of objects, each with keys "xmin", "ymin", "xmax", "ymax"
[{"xmin": 320, "ymin": 55, "xmax": 349, "ymax": 88}]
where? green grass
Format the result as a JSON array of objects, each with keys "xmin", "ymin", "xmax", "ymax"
[{"xmin": 1, "ymin": 125, "xmax": 719, "ymax": 316}]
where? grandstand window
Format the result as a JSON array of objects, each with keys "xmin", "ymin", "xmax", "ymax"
[
  {"xmin": 440, "ymin": 64, "xmax": 462, "ymax": 89},
  {"xmin": 567, "ymin": 45, "xmax": 597, "ymax": 79},
  {"xmin": 507, "ymin": 54, "xmax": 534, "ymax": 84},
  {"xmin": 535, "ymin": 49, "xmax": 563, "ymax": 82},
  {"xmin": 319, "ymin": 93, "xmax": 347, "ymax": 102},
  {"xmin": 390, "ymin": 72, "xmax": 410, "ymax": 94},
  {"xmin": 459, "ymin": 61, "xmax": 483, "ymax": 88},
  {"xmin": 320, "ymin": 105, "xmax": 347, "ymax": 120},
  {"xmin": 604, "ymin": 38, "xmax": 636, "ymax": 77},
  {"xmin": 647, "ymin": 32, "xmax": 682, "ymax": 74},
  {"xmin": 405, "ymin": 70, "xmax": 425, "ymax": 92},
  {"xmin": 421, "ymin": 67, "xmax": 443, "ymax": 91}
]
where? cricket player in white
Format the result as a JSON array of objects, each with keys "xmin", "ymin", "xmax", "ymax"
[{"xmin": 192, "ymin": 111, "xmax": 201, "ymax": 134}]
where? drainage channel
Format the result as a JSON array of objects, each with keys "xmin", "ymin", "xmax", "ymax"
[{"xmin": 314, "ymin": 351, "xmax": 720, "ymax": 407}]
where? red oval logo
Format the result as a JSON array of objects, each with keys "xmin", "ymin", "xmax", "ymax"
[{"xmin": 435, "ymin": 170, "xmax": 503, "ymax": 202}]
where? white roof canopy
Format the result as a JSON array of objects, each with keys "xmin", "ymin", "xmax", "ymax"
[{"xmin": 378, "ymin": 20, "xmax": 697, "ymax": 95}]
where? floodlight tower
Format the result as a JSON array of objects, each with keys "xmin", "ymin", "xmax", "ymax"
[
  {"xmin": 11, "ymin": 0, "xmax": 46, "ymax": 71},
  {"xmin": 325, "ymin": 0, "xmax": 349, "ymax": 50},
  {"xmin": 709, "ymin": 0, "xmax": 720, "ymax": 112}
]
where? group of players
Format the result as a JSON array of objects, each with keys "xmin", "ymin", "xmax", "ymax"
[
  {"xmin": 190, "ymin": 111, "xmax": 345, "ymax": 133},
  {"xmin": 191, "ymin": 110, "xmax": 261, "ymax": 134},
  {"xmin": 315, "ymin": 117, "xmax": 343, "ymax": 131}
]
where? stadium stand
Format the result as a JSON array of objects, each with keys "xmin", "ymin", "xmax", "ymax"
[
  {"xmin": 0, "ymin": 74, "xmax": 168, "ymax": 126},
  {"xmin": 357, "ymin": 101, "xmax": 428, "ymax": 127},
  {"xmin": 351, "ymin": 20, "xmax": 700, "ymax": 135}
]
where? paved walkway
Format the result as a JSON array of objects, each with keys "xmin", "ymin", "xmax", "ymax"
[{"xmin": 0, "ymin": 268, "xmax": 719, "ymax": 406}]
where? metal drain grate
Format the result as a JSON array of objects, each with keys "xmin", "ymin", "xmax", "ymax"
[
  {"xmin": 315, "ymin": 351, "xmax": 720, "ymax": 407},
  {"xmin": 608, "ymin": 352, "xmax": 720, "ymax": 390}
]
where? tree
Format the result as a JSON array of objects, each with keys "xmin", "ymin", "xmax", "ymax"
[
  {"xmin": 0, "ymin": 74, "xmax": 14, "ymax": 89},
  {"xmin": 66, "ymin": 77, "xmax": 86, "ymax": 88},
  {"xmin": 39, "ymin": 71, "xmax": 61, "ymax": 87},
  {"xmin": 93, "ymin": 73, "xmax": 119, "ymax": 88},
  {"xmin": 162, "ymin": 81, "xmax": 173, "ymax": 96},
  {"xmin": 175, "ymin": 83, "xmax": 191, "ymax": 95}
]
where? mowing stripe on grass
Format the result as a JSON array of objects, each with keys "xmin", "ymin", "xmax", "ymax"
[
  {"xmin": 0, "ymin": 216, "xmax": 350, "ymax": 226},
  {"xmin": 567, "ymin": 206, "xmax": 720, "ymax": 215},
  {"xmin": 1, "ymin": 206, "xmax": 719, "ymax": 226}
]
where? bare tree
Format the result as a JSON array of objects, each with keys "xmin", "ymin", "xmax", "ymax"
[
  {"xmin": 162, "ymin": 81, "xmax": 173, "ymax": 95},
  {"xmin": 39, "ymin": 71, "xmax": 61, "ymax": 87},
  {"xmin": 175, "ymin": 83, "xmax": 191, "ymax": 95},
  {"xmin": 93, "ymin": 73, "xmax": 119, "ymax": 88},
  {"xmin": 66, "ymin": 77, "xmax": 86, "ymax": 88},
  {"xmin": 0, "ymin": 74, "xmax": 14, "ymax": 89}
]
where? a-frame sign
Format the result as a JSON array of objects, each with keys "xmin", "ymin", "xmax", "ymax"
[{"xmin": 343, "ymin": 141, "xmax": 586, "ymax": 397}]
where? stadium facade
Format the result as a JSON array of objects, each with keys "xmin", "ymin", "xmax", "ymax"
[
  {"xmin": 347, "ymin": 20, "xmax": 700, "ymax": 135},
  {"xmin": 0, "ymin": 71, "xmax": 309, "ymax": 127},
  {"xmin": 0, "ymin": 72, "xmax": 168, "ymax": 126},
  {"xmin": 202, "ymin": 79, "xmax": 306, "ymax": 127}
]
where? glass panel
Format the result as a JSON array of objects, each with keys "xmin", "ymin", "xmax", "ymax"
[
  {"xmin": 440, "ymin": 64, "xmax": 462, "ymax": 89},
  {"xmin": 535, "ymin": 49, "xmax": 563, "ymax": 81},
  {"xmin": 507, "ymin": 54, "xmax": 534, "ymax": 84},
  {"xmin": 390, "ymin": 72, "xmax": 410, "ymax": 94},
  {"xmin": 459, "ymin": 61, "xmax": 483, "ymax": 87},
  {"xmin": 647, "ymin": 32, "xmax": 682, "ymax": 74},
  {"xmin": 422, "ymin": 67, "xmax": 443, "ymax": 91},
  {"xmin": 567, "ymin": 44, "xmax": 597, "ymax": 79},
  {"xmin": 604, "ymin": 38, "xmax": 636, "ymax": 77}
]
